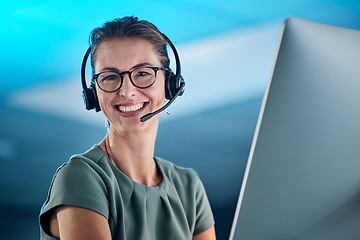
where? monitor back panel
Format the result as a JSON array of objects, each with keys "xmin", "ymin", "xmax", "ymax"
[{"xmin": 230, "ymin": 18, "xmax": 360, "ymax": 240}]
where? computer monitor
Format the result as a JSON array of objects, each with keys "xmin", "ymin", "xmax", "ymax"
[{"xmin": 229, "ymin": 18, "xmax": 360, "ymax": 240}]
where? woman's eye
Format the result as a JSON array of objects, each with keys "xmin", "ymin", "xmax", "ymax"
[
  {"xmin": 102, "ymin": 74, "xmax": 118, "ymax": 81},
  {"xmin": 135, "ymin": 71, "xmax": 151, "ymax": 77}
]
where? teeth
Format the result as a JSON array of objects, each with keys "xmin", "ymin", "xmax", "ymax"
[{"xmin": 118, "ymin": 103, "xmax": 144, "ymax": 112}]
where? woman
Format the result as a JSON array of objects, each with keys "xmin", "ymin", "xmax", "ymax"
[{"xmin": 39, "ymin": 16, "xmax": 216, "ymax": 240}]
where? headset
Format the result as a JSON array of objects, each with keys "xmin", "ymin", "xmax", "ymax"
[{"xmin": 81, "ymin": 33, "xmax": 185, "ymax": 122}]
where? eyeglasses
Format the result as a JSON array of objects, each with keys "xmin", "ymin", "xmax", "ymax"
[{"xmin": 92, "ymin": 66, "xmax": 169, "ymax": 93}]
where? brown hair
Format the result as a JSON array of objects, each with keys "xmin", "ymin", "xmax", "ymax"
[{"xmin": 89, "ymin": 16, "xmax": 169, "ymax": 74}]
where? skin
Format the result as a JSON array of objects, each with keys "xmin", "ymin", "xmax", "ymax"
[{"xmin": 49, "ymin": 37, "xmax": 216, "ymax": 239}]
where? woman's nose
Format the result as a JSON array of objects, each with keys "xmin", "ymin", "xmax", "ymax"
[{"xmin": 118, "ymin": 74, "xmax": 137, "ymax": 98}]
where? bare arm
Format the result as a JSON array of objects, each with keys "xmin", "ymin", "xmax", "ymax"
[
  {"xmin": 50, "ymin": 206, "xmax": 112, "ymax": 240},
  {"xmin": 193, "ymin": 226, "xmax": 216, "ymax": 240},
  {"xmin": 50, "ymin": 206, "xmax": 215, "ymax": 240}
]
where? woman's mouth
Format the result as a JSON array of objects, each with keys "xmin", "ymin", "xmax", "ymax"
[
  {"xmin": 115, "ymin": 102, "xmax": 147, "ymax": 116},
  {"xmin": 117, "ymin": 103, "xmax": 144, "ymax": 112}
]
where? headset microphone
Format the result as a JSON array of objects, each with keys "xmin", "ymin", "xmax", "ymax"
[
  {"xmin": 140, "ymin": 81, "xmax": 185, "ymax": 122},
  {"xmin": 81, "ymin": 33, "xmax": 185, "ymax": 122}
]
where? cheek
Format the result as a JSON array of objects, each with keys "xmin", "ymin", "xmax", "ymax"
[
  {"xmin": 143, "ymin": 88, "xmax": 165, "ymax": 107},
  {"xmin": 155, "ymin": 75, "xmax": 166, "ymax": 99},
  {"xmin": 139, "ymin": 73, "xmax": 166, "ymax": 102},
  {"xmin": 152, "ymin": 81, "xmax": 166, "ymax": 103},
  {"xmin": 95, "ymin": 86, "xmax": 111, "ymax": 108}
]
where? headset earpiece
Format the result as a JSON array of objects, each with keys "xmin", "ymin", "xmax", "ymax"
[
  {"xmin": 162, "ymin": 33, "xmax": 185, "ymax": 100},
  {"xmin": 82, "ymin": 83, "xmax": 101, "ymax": 112},
  {"xmin": 165, "ymin": 71, "xmax": 185, "ymax": 100}
]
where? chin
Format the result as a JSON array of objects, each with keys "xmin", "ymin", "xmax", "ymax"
[{"xmin": 113, "ymin": 115, "xmax": 160, "ymax": 135}]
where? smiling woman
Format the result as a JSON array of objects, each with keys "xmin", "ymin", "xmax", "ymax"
[
  {"xmin": 39, "ymin": 16, "xmax": 216, "ymax": 240},
  {"xmin": 94, "ymin": 37, "xmax": 168, "ymax": 133}
]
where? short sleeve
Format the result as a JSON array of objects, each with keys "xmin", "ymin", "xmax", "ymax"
[
  {"xmin": 193, "ymin": 174, "xmax": 215, "ymax": 236},
  {"xmin": 39, "ymin": 158, "xmax": 109, "ymax": 238}
]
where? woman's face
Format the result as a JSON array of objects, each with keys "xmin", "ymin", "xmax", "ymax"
[{"xmin": 94, "ymin": 38, "xmax": 166, "ymax": 134}]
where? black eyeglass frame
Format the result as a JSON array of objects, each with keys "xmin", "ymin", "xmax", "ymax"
[{"xmin": 92, "ymin": 66, "xmax": 169, "ymax": 93}]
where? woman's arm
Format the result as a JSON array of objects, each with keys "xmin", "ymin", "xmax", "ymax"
[
  {"xmin": 50, "ymin": 206, "xmax": 112, "ymax": 240},
  {"xmin": 193, "ymin": 226, "xmax": 216, "ymax": 240}
]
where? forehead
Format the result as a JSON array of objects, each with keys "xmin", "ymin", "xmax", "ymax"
[{"xmin": 94, "ymin": 38, "xmax": 161, "ymax": 71}]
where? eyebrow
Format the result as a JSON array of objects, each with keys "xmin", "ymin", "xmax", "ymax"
[{"xmin": 99, "ymin": 62, "xmax": 155, "ymax": 73}]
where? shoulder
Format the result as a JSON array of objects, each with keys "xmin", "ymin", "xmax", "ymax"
[
  {"xmin": 40, "ymin": 146, "xmax": 112, "ymax": 237},
  {"xmin": 156, "ymin": 157, "xmax": 200, "ymax": 182},
  {"xmin": 48, "ymin": 145, "xmax": 111, "ymax": 198},
  {"xmin": 155, "ymin": 157, "xmax": 204, "ymax": 195},
  {"xmin": 44, "ymin": 145, "xmax": 115, "ymax": 212},
  {"xmin": 56, "ymin": 145, "xmax": 111, "ymax": 180},
  {"xmin": 155, "ymin": 157, "xmax": 215, "ymax": 235}
]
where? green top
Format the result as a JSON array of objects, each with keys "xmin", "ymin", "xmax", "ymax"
[{"xmin": 40, "ymin": 145, "xmax": 214, "ymax": 240}]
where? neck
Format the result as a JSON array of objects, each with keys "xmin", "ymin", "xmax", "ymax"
[{"xmin": 100, "ymin": 121, "xmax": 162, "ymax": 186}]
